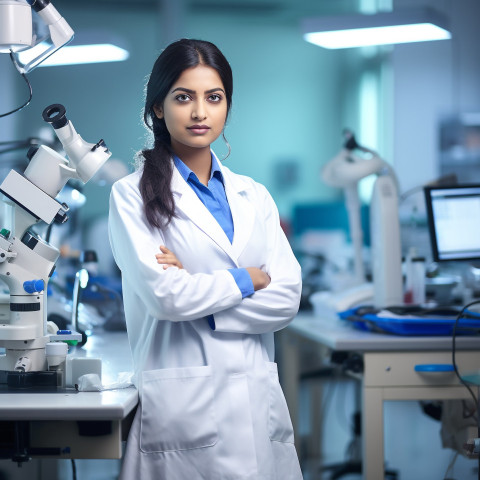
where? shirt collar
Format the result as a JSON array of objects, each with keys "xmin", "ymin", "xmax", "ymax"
[{"xmin": 173, "ymin": 153, "xmax": 224, "ymax": 185}]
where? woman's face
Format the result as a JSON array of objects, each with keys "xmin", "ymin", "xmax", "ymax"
[{"xmin": 154, "ymin": 64, "xmax": 228, "ymax": 156}]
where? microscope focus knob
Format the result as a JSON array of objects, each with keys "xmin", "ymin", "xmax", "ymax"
[{"xmin": 23, "ymin": 279, "xmax": 45, "ymax": 294}]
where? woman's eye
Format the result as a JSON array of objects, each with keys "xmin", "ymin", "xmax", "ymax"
[
  {"xmin": 208, "ymin": 94, "xmax": 222, "ymax": 103},
  {"xmin": 175, "ymin": 94, "xmax": 191, "ymax": 102}
]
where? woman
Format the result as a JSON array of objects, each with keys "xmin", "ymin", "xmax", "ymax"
[{"xmin": 108, "ymin": 38, "xmax": 303, "ymax": 480}]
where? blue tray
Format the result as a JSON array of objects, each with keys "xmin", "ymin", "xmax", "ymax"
[{"xmin": 338, "ymin": 307, "xmax": 480, "ymax": 336}]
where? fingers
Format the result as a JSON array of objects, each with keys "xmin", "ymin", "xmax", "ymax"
[
  {"xmin": 155, "ymin": 253, "xmax": 180, "ymax": 265},
  {"xmin": 155, "ymin": 245, "xmax": 184, "ymax": 270},
  {"xmin": 156, "ymin": 245, "xmax": 175, "ymax": 263},
  {"xmin": 156, "ymin": 257, "xmax": 182, "ymax": 269},
  {"xmin": 245, "ymin": 267, "xmax": 271, "ymax": 291}
]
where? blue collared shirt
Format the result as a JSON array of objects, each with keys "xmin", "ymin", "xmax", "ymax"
[{"xmin": 174, "ymin": 155, "xmax": 254, "ymax": 328}]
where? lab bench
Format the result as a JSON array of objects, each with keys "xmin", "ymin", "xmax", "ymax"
[
  {"xmin": 0, "ymin": 332, "xmax": 138, "ymax": 460},
  {"xmin": 280, "ymin": 311, "xmax": 480, "ymax": 480}
]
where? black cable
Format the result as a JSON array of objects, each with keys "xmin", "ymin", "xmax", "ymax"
[
  {"xmin": 451, "ymin": 300, "xmax": 480, "ymax": 418},
  {"xmin": 71, "ymin": 458, "xmax": 77, "ymax": 480},
  {"xmin": 0, "ymin": 52, "xmax": 33, "ymax": 118}
]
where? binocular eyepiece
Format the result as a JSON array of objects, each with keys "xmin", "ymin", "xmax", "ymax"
[{"xmin": 42, "ymin": 104, "xmax": 68, "ymax": 130}]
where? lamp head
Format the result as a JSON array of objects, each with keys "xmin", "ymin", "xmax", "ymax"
[{"xmin": 0, "ymin": 1, "xmax": 32, "ymax": 53}]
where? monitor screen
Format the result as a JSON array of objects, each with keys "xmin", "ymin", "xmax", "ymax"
[{"xmin": 424, "ymin": 184, "xmax": 480, "ymax": 262}]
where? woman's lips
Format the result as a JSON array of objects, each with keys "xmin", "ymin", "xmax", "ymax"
[{"xmin": 187, "ymin": 125, "xmax": 210, "ymax": 134}]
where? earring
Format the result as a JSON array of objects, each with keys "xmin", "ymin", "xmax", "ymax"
[
  {"xmin": 222, "ymin": 130, "xmax": 231, "ymax": 160},
  {"xmin": 153, "ymin": 105, "xmax": 163, "ymax": 119}
]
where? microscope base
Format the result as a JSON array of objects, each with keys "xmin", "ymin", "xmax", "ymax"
[{"xmin": 0, "ymin": 369, "xmax": 70, "ymax": 391}]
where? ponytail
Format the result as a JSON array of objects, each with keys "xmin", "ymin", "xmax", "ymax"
[{"xmin": 139, "ymin": 140, "xmax": 176, "ymax": 229}]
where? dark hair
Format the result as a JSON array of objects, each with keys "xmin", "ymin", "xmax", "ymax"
[{"xmin": 139, "ymin": 38, "xmax": 233, "ymax": 229}]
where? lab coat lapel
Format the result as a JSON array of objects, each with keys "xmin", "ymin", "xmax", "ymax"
[
  {"xmin": 171, "ymin": 166, "xmax": 238, "ymax": 265},
  {"xmin": 221, "ymin": 165, "xmax": 256, "ymax": 260}
]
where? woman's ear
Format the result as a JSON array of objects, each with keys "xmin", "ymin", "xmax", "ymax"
[{"xmin": 153, "ymin": 105, "xmax": 163, "ymax": 119}]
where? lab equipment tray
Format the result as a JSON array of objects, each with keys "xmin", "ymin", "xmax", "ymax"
[{"xmin": 338, "ymin": 306, "xmax": 480, "ymax": 336}]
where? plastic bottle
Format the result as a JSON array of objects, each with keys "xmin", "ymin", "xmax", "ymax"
[
  {"xmin": 404, "ymin": 247, "xmax": 426, "ymax": 305},
  {"xmin": 410, "ymin": 257, "xmax": 426, "ymax": 305},
  {"xmin": 45, "ymin": 342, "xmax": 68, "ymax": 388}
]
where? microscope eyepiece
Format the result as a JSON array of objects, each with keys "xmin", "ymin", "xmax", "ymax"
[
  {"xmin": 26, "ymin": 0, "xmax": 51, "ymax": 13},
  {"xmin": 42, "ymin": 104, "xmax": 68, "ymax": 130}
]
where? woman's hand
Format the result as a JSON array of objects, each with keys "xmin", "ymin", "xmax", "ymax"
[
  {"xmin": 156, "ymin": 245, "xmax": 184, "ymax": 270},
  {"xmin": 245, "ymin": 267, "xmax": 271, "ymax": 291}
]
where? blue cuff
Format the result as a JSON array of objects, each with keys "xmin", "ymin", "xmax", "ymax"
[
  {"xmin": 207, "ymin": 315, "xmax": 216, "ymax": 330},
  {"xmin": 228, "ymin": 268, "xmax": 254, "ymax": 298}
]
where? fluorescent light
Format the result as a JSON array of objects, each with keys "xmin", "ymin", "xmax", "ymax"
[
  {"xmin": 38, "ymin": 44, "xmax": 129, "ymax": 66},
  {"xmin": 302, "ymin": 8, "xmax": 451, "ymax": 49},
  {"xmin": 305, "ymin": 23, "xmax": 450, "ymax": 49}
]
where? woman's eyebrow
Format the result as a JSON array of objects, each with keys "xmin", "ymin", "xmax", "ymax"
[
  {"xmin": 170, "ymin": 87, "xmax": 225, "ymax": 94},
  {"xmin": 205, "ymin": 87, "xmax": 226, "ymax": 94},
  {"xmin": 171, "ymin": 87, "xmax": 195, "ymax": 94}
]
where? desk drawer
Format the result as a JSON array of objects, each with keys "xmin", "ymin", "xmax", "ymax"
[{"xmin": 363, "ymin": 351, "xmax": 480, "ymax": 387}]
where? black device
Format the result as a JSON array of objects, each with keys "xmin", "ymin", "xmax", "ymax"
[{"xmin": 424, "ymin": 184, "xmax": 480, "ymax": 262}]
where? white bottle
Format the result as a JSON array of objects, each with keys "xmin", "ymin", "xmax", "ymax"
[{"xmin": 45, "ymin": 342, "xmax": 68, "ymax": 388}]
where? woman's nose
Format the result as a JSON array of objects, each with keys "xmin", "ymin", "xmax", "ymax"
[{"xmin": 192, "ymin": 102, "xmax": 206, "ymax": 120}]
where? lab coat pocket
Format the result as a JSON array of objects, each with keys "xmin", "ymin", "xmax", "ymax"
[
  {"xmin": 267, "ymin": 362, "xmax": 295, "ymax": 443},
  {"xmin": 140, "ymin": 365, "xmax": 218, "ymax": 453}
]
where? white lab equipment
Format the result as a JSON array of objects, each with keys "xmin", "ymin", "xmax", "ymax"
[
  {"xmin": 0, "ymin": 103, "xmax": 111, "ymax": 387},
  {"xmin": 321, "ymin": 131, "xmax": 403, "ymax": 308},
  {"xmin": 66, "ymin": 357, "xmax": 102, "ymax": 388},
  {"xmin": 0, "ymin": 0, "xmax": 73, "ymax": 74}
]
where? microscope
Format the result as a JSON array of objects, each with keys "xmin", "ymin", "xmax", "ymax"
[
  {"xmin": 0, "ymin": 104, "xmax": 111, "ymax": 388},
  {"xmin": 321, "ymin": 130, "xmax": 403, "ymax": 309}
]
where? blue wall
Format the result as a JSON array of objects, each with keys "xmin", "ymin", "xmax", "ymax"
[{"xmin": 8, "ymin": 4, "xmax": 358, "ymax": 224}]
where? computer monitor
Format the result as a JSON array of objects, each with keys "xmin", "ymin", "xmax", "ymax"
[{"xmin": 424, "ymin": 184, "xmax": 480, "ymax": 262}]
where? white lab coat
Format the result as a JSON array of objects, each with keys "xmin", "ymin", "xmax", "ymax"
[{"xmin": 108, "ymin": 154, "xmax": 303, "ymax": 480}]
